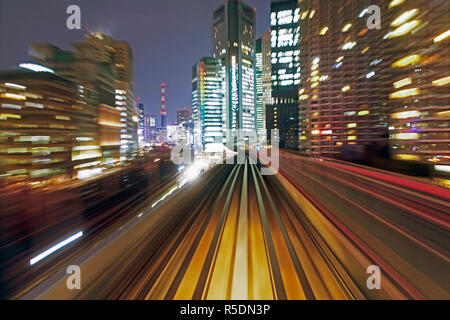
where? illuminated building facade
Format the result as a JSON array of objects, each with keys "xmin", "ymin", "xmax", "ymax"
[
  {"xmin": 192, "ymin": 57, "xmax": 224, "ymax": 151},
  {"xmin": 98, "ymin": 103, "xmax": 121, "ymax": 164},
  {"xmin": 297, "ymin": 0, "xmax": 389, "ymax": 157},
  {"xmin": 29, "ymin": 42, "xmax": 121, "ymax": 166},
  {"xmin": 142, "ymin": 115, "xmax": 150, "ymax": 143},
  {"xmin": 30, "ymin": 33, "xmax": 137, "ymax": 160},
  {"xmin": 385, "ymin": 0, "xmax": 450, "ymax": 166},
  {"xmin": 0, "ymin": 67, "xmax": 94, "ymax": 184},
  {"xmin": 261, "ymin": 31, "xmax": 273, "ymax": 135},
  {"xmin": 267, "ymin": 0, "xmax": 301, "ymax": 149},
  {"xmin": 84, "ymin": 33, "xmax": 137, "ymax": 160},
  {"xmin": 256, "ymin": 38, "xmax": 264, "ymax": 137},
  {"xmin": 213, "ymin": 0, "xmax": 256, "ymax": 138},
  {"xmin": 146, "ymin": 115, "xmax": 157, "ymax": 142},
  {"xmin": 176, "ymin": 107, "xmax": 193, "ymax": 145}
]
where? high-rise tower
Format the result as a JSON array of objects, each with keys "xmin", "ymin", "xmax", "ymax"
[
  {"xmin": 297, "ymin": 0, "xmax": 389, "ymax": 157},
  {"xmin": 192, "ymin": 57, "xmax": 224, "ymax": 151},
  {"xmin": 256, "ymin": 31, "xmax": 272, "ymax": 139},
  {"xmin": 267, "ymin": 0, "xmax": 302, "ymax": 149},
  {"xmin": 160, "ymin": 83, "xmax": 167, "ymax": 129},
  {"xmin": 213, "ymin": 0, "xmax": 256, "ymax": 138}
]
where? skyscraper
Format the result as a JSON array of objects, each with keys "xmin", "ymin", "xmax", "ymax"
[
  {"xmin": 267, "ymin": 0, "xmax": 301, "ymax": 149},
  {"xmin": 297, "ymin": 0, "xmax": 389, "ymax": 157},
  {"xmin": 385, "ymin": 0, "xmax": 449, "ymax": 167},
  {"xmin": 84, "ymin": 33, "xmax": 137, "ymax": 160},
  {"xmin": 0, "ymin": 63, "xmax": 121, "ymax": 183},
  {"xmin": 0, "ymin": 68, "xmax": 77, "ymax": 184},
  {"xmin": 261, "ymin": 31, "xmax": 273, "ymax": 134},
  {"xmin": 29, "ymin": 32, "xmax": 137, "ymax": 160},
  {"xmin": 28, "ymin": 42, "xmax": 122, "ymax": 166},
  {"xmin": 192, "ymin": 57, "xmax": 224, "ymax": 151},
  {"xmin": 213, "ymin": 0, "xmax": 256, "ymax": 138},
  {"xmin": 256, "ymin": 38, "xmax": 264, "ymax": 138},
  {"xmin": 256, "ymin": 31, "xmax": 272, "ymax": 140}
]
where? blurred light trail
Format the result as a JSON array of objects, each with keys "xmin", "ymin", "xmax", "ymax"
[
  {"xmin": 29, "ymin": 231, "xmax": 83, "ymax": 266},
  {"xmin": 151, "ymin": 186, "xmax": 179, "ymax": 208},
  {"xmin": 10, "ymin": 153, "xmax": 450, "ymax": 300},
  {"xmin": 327, "ymin": 161, "xmax": 450, "ymax": 200}
]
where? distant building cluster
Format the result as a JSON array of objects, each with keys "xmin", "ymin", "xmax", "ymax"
[{"xmin": 137, "ymin": 84, "xmax": 193, "ymax": 147}]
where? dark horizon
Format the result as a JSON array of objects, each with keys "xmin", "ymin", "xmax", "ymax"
[{"xmin": 0, "ymin": 0, "xmax": 270, "ymax": 124}]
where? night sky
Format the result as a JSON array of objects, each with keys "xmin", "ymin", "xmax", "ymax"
[{"xmin": 0, "ymin": 0, "xmax": 270, "ymax": 124}]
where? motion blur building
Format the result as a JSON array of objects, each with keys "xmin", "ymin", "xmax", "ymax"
[
  {"xmin": 267, "ymin": 0, "xmax": 302, "ymax": 149},
  {"xmin": 0, "ymin": 65, "xmax": 112, "ymax": 184},
  {"xmin": 385, "ymin": 0, "xmax": 450, "ymax": 167},
  {"xmin": 29, "ymin": 32, "xmax": 137, "ymax": 161},
  {"xmin": 297, "ymin": 0, "xmax": 389, "ymax": 157},
  {"xmin": 98, "ymin": 102, "xmax": 122, "ymax": 164},
  {"xmin": 213, "ymin": 0, "xmax": 256, "ymax": 138},
  {"xmin": 85, "ymin": 33, "xmax": 137, "ymax": 160},
  {"xmin": 192, "ymin": 57, "xmax": 224, "ymax": 151}
]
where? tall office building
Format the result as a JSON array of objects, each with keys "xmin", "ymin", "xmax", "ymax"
[
  {"xmin": 261, "ymin": 31, "xmax": 273, "ymax": 134},
  {"xmin": 0, "ymin": 64, "xmax": 121, "ymax": 183},
  {"xmin": 0, "ymin": 68, "xmax": 76, "ymax": 184},
  {"xmin": 192, "ymin": 57, "xmax": 224, "ymax": 151},
  {"xmin": 84, "ymin": 33, "xmax": 137, "ymax": 160},
  {"xmin": 385, "ymin": 0, "xmax": 450, "ymax": 166},
  {"xmin": 28, "ymin": 42, "xmax": 122, "ymax": 166},
  {"xmin": 256, "ymin": 31, "xmax": 272, "ymax": 140},
  {"xmin": 213, "ymin": 0, "xmax": 256, "ymax": 138},
  {"xmin": 255, "ymin": 38, "xmax": 264, "ymax": 137},
  {"xmin": 297, "ymin": 0, "xmax": 389, "ymax": 157},
  {"xmin": 267, "ymin": 0, "xmax": 301, "ymax": 149},
  {"xmin": 29, "ymin": 32, "xmax": 137, "ymax": 161}
]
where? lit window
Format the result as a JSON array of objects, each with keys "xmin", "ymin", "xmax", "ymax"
[
  {"xmin": 390, "ymin": 88, "xmax": 420, "ymax": 99},
  {"xmin": 434, "ymin": 30, "xmax": 450, "ymax": 43},
  {"xmin": 392, "ymin": 55, "xmax": 420, "ymax": 67},
  {"xmin": 319, "ymin": 27, "xmax": 328, "ymax": 35},
  {"xmin": 391, "ymin": 9, "xmax": 418, "ymax": 27},
  {"xmin": 342, "ymin": 23, "xmax": 352, "ymax": 32}
]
